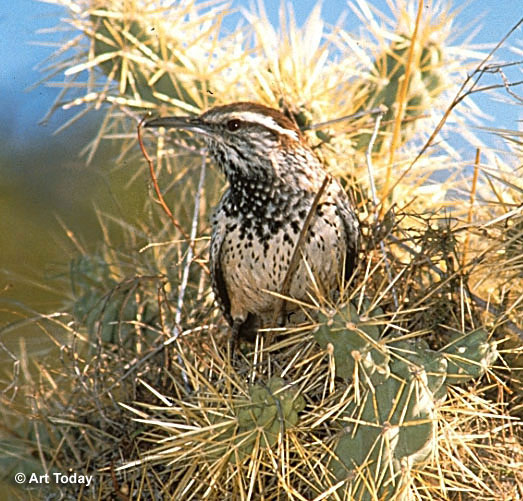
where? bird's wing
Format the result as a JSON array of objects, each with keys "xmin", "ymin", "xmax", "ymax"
[
  {"xmin": 210, "ymin": 210, "xmax": 233, "ymax": 327},
  {"xmin": 336, "ymin": 196, "xmax": 360, "ymax": 281}
]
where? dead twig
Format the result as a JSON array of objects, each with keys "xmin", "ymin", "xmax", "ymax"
[
  {"xmin": 366, "ymin": 109, "xmax": 399, "ymax": 309},
  {"xmin": 272, "ymin": 175, "xmax": 332, "ymax": 329},
  {"xmin": 462, "ymin": 149, "xmax": 481, "ymax": 268},
  {"xmin": 137, "ymin": 117, "xmax": 191, "ymax": 242},
  {"xmin": 137, "ymin": 117, "xmax": 209, "ymax": 277}
]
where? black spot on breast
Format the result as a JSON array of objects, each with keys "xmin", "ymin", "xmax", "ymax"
[{"xmin": 269, "ymin": 220, "xmax": 283, "ymax": 234}]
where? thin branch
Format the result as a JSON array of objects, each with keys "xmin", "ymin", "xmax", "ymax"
[
  {"xmin": 137, "ymin": 117, "xmax": 209, "ymax": 275},
  {"xmin": 137, "ymin": 117, "xmax": 190, "ymax": 239},
  {"xmin": 366, "ymin": 109, "xmax": 399, "ymax": 309},
  {"xmin": 170, "ymin": 153, "xmax": 207, "ymax": 389},
  {"xmin": 366, "ymin": 110, "xmax": 384, "ymax": 208},
  {"xmin": 490, "ymin": 64, "xmax": 523, "ymax": 104},
  {"xmin": 462, "ymin": 149, "xmax": 480, "ymax": 268},
  {"xmin": 304, "ymin": 107, "xmax": 385, "ymax": 131},
  {"xmin": 461, "ymin": 78, "xmax": 523, "ymax": 99},
  {"xmin": 273, "ymin": 175, "xmax": 331, "ymax": 327},
  {"xmin": 173, "ymin": 152, "xmax": 207, "ymax": 338},
  {"xmin": 387, "ymin": 17, "xmax": 523, "ymax": 196}
]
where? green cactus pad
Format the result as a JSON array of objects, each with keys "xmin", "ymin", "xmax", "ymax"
[
  {"xmin": 317, "ymin": 301, "xmax": 498, "ymax": 499},
  {"xmin": 220, "ymin": 377, "xmax": 306, "ymax": 462},
  {"xmin": 314, "ymin": 302, "xmax": 389, "ymax": 383},
  {"xmin": 441, "ymin": 328, "xmax": 497, "ymax": 384}
]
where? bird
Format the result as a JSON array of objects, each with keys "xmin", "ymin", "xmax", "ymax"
[{"xmin": 145, "ymin": 102, "xmax": 359, "ymax": 343}]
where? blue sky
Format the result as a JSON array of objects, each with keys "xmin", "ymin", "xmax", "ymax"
[{"xmin": 0, "ymin": 0, "xmax": 521, "ymax": 152}]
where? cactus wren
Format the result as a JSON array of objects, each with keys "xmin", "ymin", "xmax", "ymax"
[{"xmin": 145, "ymin": 102, "xmax": 359, "ymax": 342}]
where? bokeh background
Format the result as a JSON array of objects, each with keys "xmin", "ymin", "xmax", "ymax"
[{"xmin": 0, "ymin": 0, "xmax": 521, "ymax": 354}]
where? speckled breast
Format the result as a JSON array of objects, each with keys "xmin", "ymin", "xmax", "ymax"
[{"xmin": 211, "ymin": 188, "xmax": 348, "ymax": 327}]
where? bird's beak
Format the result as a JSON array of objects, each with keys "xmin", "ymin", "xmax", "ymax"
[{"xmin": 144, "ymin": 116, "xmax": 212, "ymax": 138}]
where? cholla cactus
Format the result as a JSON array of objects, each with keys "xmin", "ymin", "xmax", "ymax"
[
  {"xmin": 352, "ymin": 34, "xmax": 447, "ymax": 153},
  {"xmin": 88, "ymin": 7, "xmax": 210, "ymax": 109},
  {"xmin": 219, "ymin": 377, "xmax": 306, "ymax": 461}
]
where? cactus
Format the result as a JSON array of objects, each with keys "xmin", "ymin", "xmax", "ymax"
[
  {"xmin": 279, "ymin": 100, "xmax": 333, "ymax": 144},
  {"xmin": 315, "ymin": 303, "xmax": 497, "ymax": 500},
  {"xmin": 89, "ymin": 9, "xmax": 212, "ymax": 109},
  {"xmin": 314, "ymin": 301, "xmax": 389, "ymax": 384},
  {"xmin": 71, "ymin": 254, "xmax": 157, "ymax": 345},
  {"xmin": 330, "ymin": 369, "xmax": 437, "ymax": 500},
  {"xmin": 353, "ymin": 34, "xmax": 446, "ymax": 153},
  {"xmin": 442, "ymin": 328, "xmax": 498, "ymax": 385},
  {"xmin": 209, "ymin": 377, "xmax": 306, "ymax": 462}
]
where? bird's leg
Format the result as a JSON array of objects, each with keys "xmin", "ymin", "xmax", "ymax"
[
  {"xmin": 278, "ymin": 301, "xmax": 287, "ymax": 327},
  {"xmin": 229, "ymin": 320, "xmax": 242, "ymax": 360},
  {"xmin": 229, "ymin": 314, "xmax": 259, "ymax": 361}
]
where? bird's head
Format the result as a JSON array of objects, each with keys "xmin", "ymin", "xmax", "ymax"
[{"xmin": 144, "ymin": 102, "xmax": 312, "ymax": 181}]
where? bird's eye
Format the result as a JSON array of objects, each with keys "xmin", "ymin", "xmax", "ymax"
[{"xmin": 226, "ymin": 119, "xmax": 242, "ymax": 132}]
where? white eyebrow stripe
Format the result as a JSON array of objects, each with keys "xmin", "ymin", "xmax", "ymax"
[{"xmin": 231, "ymin": 111, "xmax": 299, "ymax": 140}]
